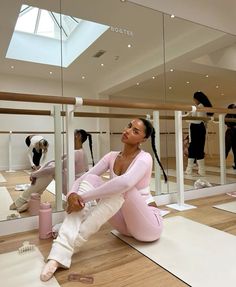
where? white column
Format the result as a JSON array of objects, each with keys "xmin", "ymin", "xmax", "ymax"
[
  {"xmin": 6, "ymin": 131, "xmax": 15, "ymax": 173},
  {"xmin": 66, "ymin": 105, "xmax": 75, "ymax": 190},
  {"xmin": 54, "ymin": 105, "xmax": 63, "ymax": 211},
  {"xmin": 167, "ymin": 111, "xmax": 196, "ymax": 211},
  {"xmin": 219, "ymin": 114, "xmax": 226, "ymax": 184}
]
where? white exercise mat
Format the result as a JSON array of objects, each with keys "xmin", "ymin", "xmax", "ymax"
[
  {"xmin": 46, "ymin": 180, "xmax": 66, "ymax": 201},
  {"xmin": 194, "ymin": 165, "xmax": 236, "ymax": 175},
  {"xmin": 150, "ymin": 178, "xmax": 193, "ymax": 193},
  {"xmin": 112, "ymin": 216, "xmax": 236, "ymax": 287},
  {"xmin": 213, "ymin": 201, "xmax": 236, "ymax": 214},
  {"xmin": 167, "ymin": 168, "xmax": 236, "ymax": 184},
  {"xmin": 0, "ymin": 173, "xmax": 6, "ymax": 183},
  {"xmin": 0, "ymin": 187, "xmax": 20, "ymax": 221},
  {"xmin": 0, "ymin": 246, "xmax": 60, "ymax": 287}
]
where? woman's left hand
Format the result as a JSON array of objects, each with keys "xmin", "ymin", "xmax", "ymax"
[{"xmin": 66, "ymin": 193, "xmax": 85, "ymax": 214}]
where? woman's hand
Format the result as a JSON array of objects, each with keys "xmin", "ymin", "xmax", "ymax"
[
  {"xmin": 66, "ymin": 193, "xmax": 85, "ymax": 214},
  {"xmin": 30, "ymin": 175, "xmax": 36, "ymax": 185}
]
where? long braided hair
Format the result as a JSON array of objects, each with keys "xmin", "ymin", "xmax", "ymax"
[
  {"xmin": 139, "ymin": 118, "xmax": 167, "ymax": 182},
  {"xmin": 75, "ymin": 129, "xmax": 95, "ymax": 166}
]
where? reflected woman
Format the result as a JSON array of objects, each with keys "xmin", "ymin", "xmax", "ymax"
[
  {"xmin": 185, "ymin": 91, "xmax": 213, "ymax": 176},
  {"xmin": 10, "ymin": 129, "xmax": 94, "ymax": 212},
  {"xmin": 25, "ymin": 135, "xmax": 49, "ymax": 170}
]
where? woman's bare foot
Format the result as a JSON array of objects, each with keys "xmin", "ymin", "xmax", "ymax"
[{"xmin": 40, "ymin": 260, "xmax": 59, "ymax": 282}]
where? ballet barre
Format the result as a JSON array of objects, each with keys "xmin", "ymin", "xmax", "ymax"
[{"xmin": 0, "ymin": 91, "xmax": 235, "ymax": 211}]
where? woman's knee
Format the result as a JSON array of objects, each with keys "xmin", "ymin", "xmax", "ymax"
[{"xmin": 82, "ymin": 174, "xmax": 104, "ymax": 188}]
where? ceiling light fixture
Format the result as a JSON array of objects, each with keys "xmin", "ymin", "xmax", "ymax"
[
  {"xmin": 170, "ymin": 14, "xmax": 175, "ymax": 18},
  {"xmin": 128, "ymin": 44, "xmax": 132, "ymax": 48},
  {"xmin": 216, "ymin": 85, "xmax": 219, "ymax": 88},
  {"xmin": 11, "ymin": 65, "xmax": 14, "ymax": 69},
  {"xmin": 205, "ymin": 74, "xmax": 209, "ymax": 78},
  {"xmin": 101, "ymin": 63, "xmax": 104, "ymax": 66},
  {"xmin": 152, "ymin": 76, "xmax": 156, "ymax": 79},
  {"xmin": 170, "ymin": 68, "xmax": 174, "ymax": 72},
  {"xmin": 169, "ymin": 86, "xmax": 172, "ymax": 90},
  {"xmin": 49, "ymin": 71, "xmax": 53, "ymax": 75},
  {"xmin": 186, "ymin": 81, "xmax": 190, "ymax": 84},
  {"xmin": 82, "ymin": 76, "xmax": 85, "ymax": 79},
  {"xmin": 136, "ymin": 82, "xmax": 140, "ymax": 85}
]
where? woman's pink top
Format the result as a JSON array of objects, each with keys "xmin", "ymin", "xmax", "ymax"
[{"xmin": 68, "ymin": 150, "xmax": 154, "ymax": 203}]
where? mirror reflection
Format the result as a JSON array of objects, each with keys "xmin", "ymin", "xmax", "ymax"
[{"xmin": 1, "ymin": 0, "xmax": 236, "ymax": 222}]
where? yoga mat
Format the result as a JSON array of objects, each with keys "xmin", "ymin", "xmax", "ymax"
[
  {"xmin": 46, "ymin": 180, "xmax": 66, "ymax": 201},
  {"xmin": 213, "ymin": 201, "xmax": 236, "ymax": 214},
  {"xmin": 167, "ymin": 168, "xmax": 236, "ymax": 184},
  {"xmin": 149, "ymin": 178, "xmax": 193, "ymax": 193},
  {"xmin": 0, "ymin": 246, "xmax": 60, "ymax": 287},
  {"xmin": 0, "ymin": 173, "xmax": 6, "ymax": 183},
  {"xmin": 0, "ymin": 187, "xmax": 20, "ymax": 221},
  {"xmin": 112, "ymin": 216, "xmax": 236, "ymax": 287},
  {"xmin": 194, "ymin": 165, "xmax": 236, "ymax": 175}
]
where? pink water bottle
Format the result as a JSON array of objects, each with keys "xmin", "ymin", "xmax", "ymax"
[
  {"xmin": 28, "ymin": 193, "xmax": 41, "ymax": 216},
  {"xmin": 39, "ymin": 202, "xmax": 52, "ymax": 239}
]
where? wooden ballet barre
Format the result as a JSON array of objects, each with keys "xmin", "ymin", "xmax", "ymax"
[
  {"xmin": 0, "ymin": 108, "xmax": 51, "ymax": 116},
  {"xmin": 1, "ymin": 91, "xmax": 236, "ymax": 114}
]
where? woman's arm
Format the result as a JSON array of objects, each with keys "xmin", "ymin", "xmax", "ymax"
[
  {"xmin": 73, "ymin": 153, "xmax": 152, "ymax": 202},
  {"xmin": 67, "ymin": 152, "xmax": 114, "ymax": 198},
  {"xmin": 30, "ymin": 161, "xmax": 55, "ymax": 178}
]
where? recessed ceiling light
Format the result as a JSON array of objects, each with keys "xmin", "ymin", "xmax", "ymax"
[
  {"xmin": 82, "ymin": 76, "xmax": 85, "ymax": 79},
  {"xmin": 216, "ymin": 85, "xmax": 219, "ymax": 88},
  {"xmin": 136, "ymin": 82, "xmax": 140, "ymax": 86},
  {"xmin": 128, "ymin": 44, "xmax": 132, "ymax": 48},
  {"xmin": 186, "ymin": 81, "xmax": 190, "ymax": 84},
  {"xmin": 205, "ymin": 74, "xmax": 209, "ymax": 78},
  {"xmin": 170, "ymin": 68, "xmax": 174, "ymax": 72},
  {"xmin": 152, "ymin": 76, "xmax": 156, "ymax": 79},
  {"xmin": 101, "ymin": 63, "xmax": 104, "ymax": 66},
  {"xmin": 11, "ymin": 65, "xmax": 14, "ymax": 69},
  {"xmin": 170, "ymin": 14, "xmax": 175, "ymax": 18},
  {"xmin": 120, "ymin": 0, "xmax": 126, "ymax": 2},
  {"xmin": 168, "ymin": 86, "xmax": 172, "ymax": 90},
  {"xmin": 49, "ymin": 71, "xmax": 53, "ymax": 75}
]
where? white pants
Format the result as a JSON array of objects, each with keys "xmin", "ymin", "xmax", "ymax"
[
  {"xmin": 47, "ymin": 182, "xmax": 124, "ymax": 268},
  {"xmin": 14, "ymin": 175, "xmax": 53, "ymax": 208}
]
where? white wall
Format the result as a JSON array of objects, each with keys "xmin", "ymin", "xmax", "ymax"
[
  {"xmin": 129, "ymin": 0, "xmax": 236, "ymax": 36},
  {"xmin": 0, "ymin": 73, "xmax": 106, "ymax": 170}
]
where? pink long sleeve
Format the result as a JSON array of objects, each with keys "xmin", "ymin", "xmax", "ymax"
[{"xmin": 68, "ymin": 151, "xmax": 153, "ymax": 202}]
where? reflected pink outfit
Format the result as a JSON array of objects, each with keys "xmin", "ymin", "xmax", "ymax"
[{"xmin": 68, "ymin": 150, "xmax": 163, "ymax": 242}]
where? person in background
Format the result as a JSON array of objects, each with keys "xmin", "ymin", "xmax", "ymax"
[
  {"xmin": 225, "ymin": 103, "xmax": 236, "ymax": 169},
  {"xmin": 185, "ymin": 91, "xmax": 213, "ymax": 176},
  {"xmin": 40, "ymin": 118, "xmax": 167, "ymax": 282},
  {"xmin": 10, "ymin": 129, "xmax": 94, "ymax": 212},
  {"xmin": 25, "ymin": 135, "xmax": 49, "ymax": 170}
]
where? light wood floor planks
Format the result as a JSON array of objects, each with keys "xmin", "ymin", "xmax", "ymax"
[{"xmin": 1, "ymin": 193, "xmax": 236, "ymax": 286}]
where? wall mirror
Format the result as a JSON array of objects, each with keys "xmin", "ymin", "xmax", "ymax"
[{"xmin": 0, "ymin": 0, "xmax": 235, "ymax": 223}]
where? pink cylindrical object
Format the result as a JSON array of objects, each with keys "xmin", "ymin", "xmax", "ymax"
[{"xmin": 39, "ymin": 202, "xmax": 52, "ymax": 239}]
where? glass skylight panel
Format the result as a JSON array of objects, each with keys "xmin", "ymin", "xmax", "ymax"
[
  {"xmin": 15, "ymin": 4, "xmax": 81, "ymax": 40},
  {"xmin": 7, "ymin": 4, "xmax": 110, "ymax": 67}
]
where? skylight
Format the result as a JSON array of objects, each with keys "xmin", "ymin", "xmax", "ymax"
[
  {"xmin": 15, "ymin": 5, "xmax": 81, "ymax": 41},
  {"xmin": 6, "ymin": 4, "xmax": 110, "ymax": 67}
]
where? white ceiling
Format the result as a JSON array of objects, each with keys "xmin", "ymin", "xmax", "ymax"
[{"xmin": 1, "ymin": 0, "xmax": 236, "ymax": 107}]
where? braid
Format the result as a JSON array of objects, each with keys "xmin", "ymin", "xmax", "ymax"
[
  {"xmin": 87, "ymin": 133, "xmax": 95, "ymax": 166},
  {"xmin": 139, "ymin": 118, "xmax": 167, "ymax": 182},
  {"xmin": 150, "ymin": 129, "xmax": 167, "ymax": 182}
]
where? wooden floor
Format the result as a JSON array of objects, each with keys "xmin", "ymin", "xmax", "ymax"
[{"xmin": 1, "ymin": 193, "xmax": 236, "ymax": 287}]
